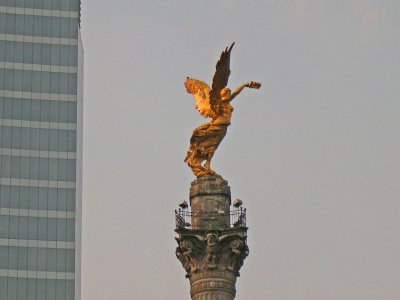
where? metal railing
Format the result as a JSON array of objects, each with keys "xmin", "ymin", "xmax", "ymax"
[{"xmin": 175, "ymin": 208, "xmax": 246, "ymax": 230}]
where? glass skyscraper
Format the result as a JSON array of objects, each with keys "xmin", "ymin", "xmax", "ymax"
[{"xmin": 0, "ymin": 0, "xmax": 83, "ymax": 299}]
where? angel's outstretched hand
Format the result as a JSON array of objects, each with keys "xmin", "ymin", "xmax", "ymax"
[{"xmin": 247, "ymin": 81, "xmax": 261, "ymax": 89}]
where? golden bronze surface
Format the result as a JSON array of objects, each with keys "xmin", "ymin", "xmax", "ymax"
[{"xmin": 184, "ymin": 43, "xmax": 261, "ymax": 177}]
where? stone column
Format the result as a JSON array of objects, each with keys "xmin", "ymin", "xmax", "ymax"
[{"xmin": 175, "ymin": 176, "xmax": 249, "ymax": 300}]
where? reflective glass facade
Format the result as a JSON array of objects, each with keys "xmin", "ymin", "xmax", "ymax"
[{"xmin": 0, "ymin": 1, "xmax": 82, "ymax": 299}]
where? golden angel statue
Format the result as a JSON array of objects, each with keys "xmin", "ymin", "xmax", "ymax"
[{"xmin": 184, "ymin": 43, "xmax": 261, "ymax": 177}]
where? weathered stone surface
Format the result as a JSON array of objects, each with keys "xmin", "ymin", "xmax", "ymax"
[
  {"xmin": 190, "ymin": 176, "xmax": 231, "ymax": 229},
  {"xmin": 190, "ymin": 176, "xmax": 231, "ymax": 200}
]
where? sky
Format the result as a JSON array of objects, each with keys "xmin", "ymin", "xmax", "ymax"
[{"xmin": 80, "ymin": 1, "xmax": 400, "ymax": 299}]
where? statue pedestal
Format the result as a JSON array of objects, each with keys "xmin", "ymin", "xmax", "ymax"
[{"xmin": 175, "ymin": 176, "xmax": 248, "ymax": 300}]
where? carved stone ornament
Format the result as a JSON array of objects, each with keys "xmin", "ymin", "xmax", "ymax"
[{"xmin": 175, "ymin": 230, "xmax": 248, "ymax": 278}]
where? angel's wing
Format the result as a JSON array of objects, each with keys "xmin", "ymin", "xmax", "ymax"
[
  {"xmin": 184, "ymin": 77, "xmax": 215, "ymax": 118},
  {"xmin": 209, "ymin": 43, "xmax": 235, "ymax": 112}
]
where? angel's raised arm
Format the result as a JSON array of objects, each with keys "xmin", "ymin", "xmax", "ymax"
[{"xmin": 229, "ymin": 81, "xmax": 261, "ymax": 102}]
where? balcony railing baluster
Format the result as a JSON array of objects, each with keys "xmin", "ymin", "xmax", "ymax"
[{"xmin": 175, "ymin": 209, "xmax": 246, "ymax": 229}]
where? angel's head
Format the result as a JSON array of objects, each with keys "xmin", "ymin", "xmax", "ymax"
[{"xmin": 220, "ymin": 88, "xmax": 231, "ymax": 101}]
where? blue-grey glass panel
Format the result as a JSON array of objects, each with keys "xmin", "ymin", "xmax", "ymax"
[
  {"xmin": 0, "ymin": 215, "xmax": 9, "ymax": 238},
  {"xmin": 40, "ymin": 98, "xmax": 49, "ymax": 120},
  {"xmin": 17, "ymin": 246, "xmax": 28, "ymax": 270},
  {"xmin": 27, "ymin": 278, "xmax": 37, "ymax": 300},
  {"xmin": 33, "ymin": 14, "xmax": 42, "ymax": 37},
  {"xmin": 11, "ymin": 127, "xmax": 22, "ymax": 148},
  {"xmin": 61, "ymin": 17, "xmax": 69, "ymax": 38},
  {"xmin": 37, "ymin": 245, "xmax": 46, "ymax": 269},
  {"xmin": 10, "ymin": 185, "xmax": 20, "ymax": 208},
  {"xmin": 8, "ymin": 277, "xmax": 17, "ymax": 300},
  {"xmin": 0, "ymin": 97, "xmax": 77, "ymax": 123},
  {"xmin": 60, "ymin": 74, "xmax": 71, "ymax": 96},
  {"xmin": 5, "ymin": 13, "xmax": 16, "ymax": 34},
  {"xmin": 1, "ymin": 154, "xmax": 10, "ymax": 177},
  {"xmin": 56, "ymin": 248, "xmax": 65, "ymax": 271},
  {"xmin": 0, "ymin": 126, "xmax": 12, "ymax": 148},
  {"xmin": 66, "ymin": 219, "xmax": 74, "ymax": 241},
  {"xmin": 1, "ymin": 0, "xmax": 80, "ymax": 13},
  {"xmin": 0, "ymin": 13, "xmax": 79, "ymax": 39},
  {"xmin": 42, "ymin": 15, "xmax": 51, "ymax": 36},
  {"xmin": 1, "ymin": 97, "xmax": 12, "ymax": 118},
  {"xmin": 60, "ymin": 0, "xmax": 70, "ymax": 11},
  {"xmin": 1, "ymin": 127, "xmax": 77, "ymax": 152},
  {"xmin": 29, "ymin": 157, "xmax": 39, "ymax": 180},
  {"xmin": 9, "ymin": 215, "xmax": 18, "ymax": 238},
  {"xmin": 20, "ymin": 157, "xmax": 31, "ymax": 181},
  {"xmin": 29, "ymin": 128, "xmax": 39, "ymax": 150},
  {"xmin": 39, "ymin": 157, "xmax": 48, "ymax": 180},
  {"xmin": 50, "ymin": 72, "xmax": 60, "ymax": 93},
  {"xmin": 0, "ymin": 278, "xmax": 7, "ymax": 300},
  {"xmin": 37, "ymin": 216, "xmax": 46, "ymax": 240},
  {"xmin": 67, "ymin": 130, "xmax": 76, "ymax": 152},
  {"xmin": 66, "ymin": 189, "xmax": 75, "ymax": 211},
  {"xmin": 10, "ymin": 156, "xmax": 21, "ymax": 178},
  {"xmin": 0, "ymin": 40, "xmax": 5, "ymax": 61},
  {"xmin": 69, "ymin": 17, "xmax": 78, "ymax": 39},
  {"xmin": 15, "ymin": 14, "xmax": 24, "ymax": 35},
  {"xmin": 0, "ymin": 245, "xmax": 8, "ymax": 268},
  {"xmin": 32, "ymin": 43, "xmax": 40, "ymax": 64},
  {"xmin": 43, "ymin": 0, "xmax": 52, "ymax": 10},
  {"xmin": 0, "ymin": 12, "xmax": 6, "ymax": 33},
  {"xmin": 47, "ymin": 218, "xmax": 57, "ymax": 240},
  {"xmin": 46, "ymin": 247, "xmax": 56, "ymax": 270},
  {"xmin": 19, "ymin": 214, "xmax": 29, "ymax": 239},
  {"xmin": 23, "ymin": 42, "xmax": 33, "ymax": 64},
  {"xmin": 29, "ymin": 187, "xmax": 39, "ymax": 210},
  {"xmin": 17, "ymin": 278, "xmax": 27, "ymax": 300},
  {"xmin": 0, "ymin": 185, "xmax": 10, "ymax": 207},
  {"xmin": 5, "ymin": 41, "xmax": 18, "ymax": 62},
  {"xmin": 51, "ymin": 16, "xmax": 61, "ymax": 38},
  {"xmin": 23, "ymin": 70, "xmax": 32, "ymax": 91},
  {"xmin": 37, "ymin": 187, "xmax": 48, "ymax": 210},
  {"xmin": 20, "ymin": 185, "xmax": 30, "ymax": 208},
  {"xmin": 0, "ymin": 216, "xmax": 74, "ymax": 242},
  {"xmin": 57, "ymin": 188, "xmax": 67, "ymax": 211},
  {"xmin": 24, "ymin": 15, "xmax": 34, "ymax": 36},
  {"xmin": 42, "ymin": 45, "xmax": 52, "ymax": 66},
  {"xmin": 52, "ymin": 0, "xmax": 62, "ymax": 10},
  {"xmin": 14, "ymin": 69, "xmax": 23, "ymax": 91},
  {"xmin": 48, "ymin": 188, "xmax": 58, "ymax": 210},
  {"xmin": 47, "ymin": 279, "xmax": 56, "ymax": 300},
  {"xmin": 2, "ymin": 69, "xmax": 77, "ymax": 94},
  {"xmin": 4, "ymin": 69, "xmax": 14, "ymax": 90},
  {"xmin": 50, "ymin": 44, "xmax": 59, "ymax": 65},
  {"xmin": 56, "ymin": 280, "xmax": 66, "ymax": 300},
  {"xmin": 66, "ymin": 279, "xmax": 75, "ymax": 300},
  {"xmin": 27, "ymin": 247, "xmax": 37, "ymax": 271},
  {"xmin": 9, "ymin": 243, "xmax": 18, "ymax": 269},
  {"xmin": 57, "ymin": 219, "xmax": 66, "ymax": 241},
  {"xmin": 0, "ymin": 186, "xmax": 75, "ymax": 211},
  {"xmin": 0, "ymin": 64, "xmax": 4, "ymax": 89},
  {"xmin": 66, "ymin": 248, "xmax": 74, "ymax": 272},
  {"xmin": 15, "ymin": 0, "xmax": 25, "ymax": 8},
  {"xmin": 1, "ymin": 155, "xmax": 76, "ymax": 180},
  {"xmin": 28, "ymin": 216, "xmax": 38, "ymax": 240},
  {"xmin": 37, "ymin": 278, "xmax": 46, "ymax": 300}
]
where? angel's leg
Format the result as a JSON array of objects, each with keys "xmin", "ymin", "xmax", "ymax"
[{"xmin": 204, "ymin": 153, "xmax": 214, "ymax": 170}]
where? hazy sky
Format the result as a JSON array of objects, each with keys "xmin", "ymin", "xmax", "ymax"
[{"xmin": 80, "ymin": 1, "xmax": 400, "ymax": 299}]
